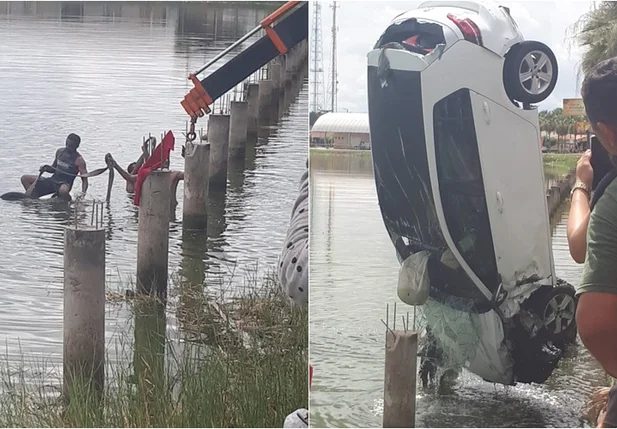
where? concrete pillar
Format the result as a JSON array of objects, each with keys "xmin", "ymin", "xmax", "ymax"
[
  {"xmin": 278, "ymin": 58, "xmax": 286, "ymax": 88},
  {"xmin": 270, "ymin": 63, "xmax": 282, "ymax": 118},
  {"xmin": 383, "ymin": 330, "xmax": 417, "ymax": 428},
  {"xmin": 258, "ymin": 79, "xmax": 273, "ymax": 119},
  {"xmin": 300, "ymin": 41, "xmax": 308, "ymax": 76},
  {"xmin": 63, "ymin": 226, "xmax": 105, "ymax": 400},
  {"xmin": 229, "ymin": 100, "xmax": 249, "ymax": 159},
  {"xmin": 183, "ymin": 142, "xmax": 210, "ymax": 230},
  {"xmin": 271, "ymin": 63, "xmax": 282, "ymax": 92},
  {"xmin": 136, "ymin": 170, "xmax": 171, "ymax": 300},
  {"xmin": 296, "ymin": 44, "xmax": 302, "ymax": 72},
  {"xmin": 291, "ymin": 46, "xmax": 299, "ymax": 76},
  {"xmin": 301, "ymin": 39, "xmax": 308, "ymax": 63},
  {"xmin": 208, "ymin": 114, "xmax": 230, "ymax": 191},
  {"xmin": 246, "ymin": 83, "xmax": 260, "ymax": 138},
  {"xmin": 281, "ymin": 54, "xmax": 290, "ymax": 87}
]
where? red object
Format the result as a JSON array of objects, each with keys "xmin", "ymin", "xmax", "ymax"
[
  {"xmin": 447, "ymin": 13, "xmax": 483, "ymax": 47},
  {"xmin": 403, "ymin": 34, "xmax": 434, "ymax": 53},
  {"xmin": 309, "ymin": 364, "xmax": 313, "ymax": 389},
  {"xmin": 134, "ymin": 131, "xmax": 175, "ymax": 206}
]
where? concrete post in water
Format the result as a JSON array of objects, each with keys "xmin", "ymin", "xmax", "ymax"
[
  {"xmin": 278, "ymin": 57, "xmax": 286, "ymax": 88},
  {"xmin": 383, "ymin": 330, "xmax": 417, "ymax": 428},
  {"xmin": 258, "ymin": 79, "xmax": 273, "ymax": 120},
  {"xmin": 281, "ymin": 54, "xmax": 290, "ymax": 87},
  {"xmin": 183, "ymin": 141, "xmax": 210, "ymax": 230},
  {"xmin": 301, "ymin": 39, "xmax": 308, "ymax": 65},
  {"xmin": 291, "ymin": 46, "xmax": 299, "ymax": 77},
  {"xmin": 271, "ymin": 63, "xmax": 282, "ymax": 92},
  {"xmin": 136, "ymin": 170, "xmax": 171, "ymax": 300},
  {"xmin": 229, "ymin": 100, "xmax": 249, "ymax": 158},
  {"xmin": 63, "ymin": 225, "xmax": 105, "ymax": 400},
  {"xmin": 270, "ymin": 63, "xmax": 282, "ymax": 116},
  {"xmin": 208, "ymin": 114, "xmax": 231, "ymax": 191},
  {"xmin": 246, "ymin": 83, "xmax": 260, "ymax": 138}
]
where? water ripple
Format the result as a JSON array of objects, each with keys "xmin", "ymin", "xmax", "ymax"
[
  {"xmin": 0, "ymin": 5, "xmax": 306, "ymax": 373},
  {"xmin": 310, "ymin": 158, "xmax": 603, "ymax": 428}
]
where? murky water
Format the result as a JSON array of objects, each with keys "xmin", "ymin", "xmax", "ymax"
[
  {"xmin": 0, "ymin": 2, "xmax": 307, "ymax": 370},
  {"xmin": 309, "ymin": 151, "xmax": 606, "ymax": 428}
]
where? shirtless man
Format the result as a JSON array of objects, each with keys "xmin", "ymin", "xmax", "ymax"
[
  {"xmin": 105, "ymin": 153, "xmax": 184, "ymax": 214},
  {"xmin": 21, "ymin": 133, "xmax": 88, "ymax": 201}
]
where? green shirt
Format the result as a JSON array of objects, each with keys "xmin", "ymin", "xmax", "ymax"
[{"xmin": 579, "ymin": 179, "xmax": 617, "ymax": 295}]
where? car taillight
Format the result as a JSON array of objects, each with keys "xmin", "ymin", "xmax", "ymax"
[{"xmin": 447, "ymin": 13, "xmax": 483, "ymax": 47}]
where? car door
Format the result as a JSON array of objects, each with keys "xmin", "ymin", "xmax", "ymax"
[{"xmin": 468, "ymin": 91, "xmax": 554, "ymax": 289}]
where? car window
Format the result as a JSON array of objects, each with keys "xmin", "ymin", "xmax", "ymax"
[{"xmin": 433, "ymin": 88, "xmax": 500, "ymax": 293}]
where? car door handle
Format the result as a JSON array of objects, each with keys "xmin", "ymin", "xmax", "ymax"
[{"xmin": 496, "ymin": 191, "xmax": 504, "ymax": 214}]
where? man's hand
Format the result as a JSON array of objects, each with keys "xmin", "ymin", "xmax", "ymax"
[
  {"xmin": 142, "ymin": 137, "xmax": 155, "ymax": 159},
  {"xmin": 105, "ymin": 153, "xmax": 114, "ymax": 167},
  {"xmin": 77, "ymin": 157, "xmax": 89, "ymax": 194},
  {"xmin": 39, "ymin": 165, "xmax": 54, "ymax": 174},
  {"xmin": 577, "ymin": 149, "xmax": 594, "ymax": 189}
]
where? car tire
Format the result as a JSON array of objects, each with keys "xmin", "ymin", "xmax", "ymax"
[
  {"xmin": 535, "ymin": 284, "xmax": 578, "ymax": 346},
  {"xmin": 503, "ymin": 41, "xmax": 558, "ymax": 104}
]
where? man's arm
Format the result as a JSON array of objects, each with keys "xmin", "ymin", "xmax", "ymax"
[
  {"xmin": 568, "ymin": 150, "xmax": 594, "ymax": 263},
  {"xmin": 77, "ymin": 156, "xmax": 88, "ymax": 193},
  {"xmin": 133, "ymin": 152, "xmax": 146, "ymax": 172},
  {"xmin": 112, "ymin": 161, "xmax": 137, "ymax": 184},
  {"xmin": 52, "ymin": 148, "xmax": 61, "ymax": 169},
  {"xmin": 567, "ymin": 190, "xmax": 591, "ymax": 263},
  {"xmin": 133, "ymin": 139, "xmax": 152, "ymax": 171},
  {"xmin": 577, "ymin": 191, "xmax": 617, "ymax": 378},
  {"xmin": 41, "ymin": 148, "xmax": 62, "ymax": 173}
]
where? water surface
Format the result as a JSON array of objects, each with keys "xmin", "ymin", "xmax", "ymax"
[
  {"xmin": 309, "ymin": 151, "xmax": 604, "ymax": 428},
  {"xmin": 0, "ymin": 2, "xmax": 307, "ymax": 371}
]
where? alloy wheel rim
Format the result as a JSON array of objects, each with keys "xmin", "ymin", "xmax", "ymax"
[{"xmin": 518, "ymin": 50, "xmax": 553, "ymax": 95}]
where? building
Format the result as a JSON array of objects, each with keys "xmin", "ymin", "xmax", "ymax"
[{"xmin": 310, "ymin": 112, "xmax": 370, "ymax": 150}]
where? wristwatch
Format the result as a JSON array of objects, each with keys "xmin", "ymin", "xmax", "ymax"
[{"xmin": 570, "ymin": 181, "xmax": 591, "ymax": 199}]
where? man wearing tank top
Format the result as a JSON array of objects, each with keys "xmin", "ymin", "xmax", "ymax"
[{"xmin": 20, "ymin": 133, "xmax": 88, "ymax": 201}]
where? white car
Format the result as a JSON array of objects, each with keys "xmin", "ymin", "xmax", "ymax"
[{"xmin": 367, "ymin": 0, "xmax": 576, "ymax": 386}]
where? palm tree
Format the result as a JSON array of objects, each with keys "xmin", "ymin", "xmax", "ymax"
[
  {"xmin": 571, "ymin": 1, "xmax": 617, "ymax": 75},
  {"xmin": 540, "ymin": 109, "xmax": 562, "ymax": 147}
]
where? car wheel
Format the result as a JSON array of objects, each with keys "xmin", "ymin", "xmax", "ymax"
[
  {"xmin": 503, "ymin": 41, "xmax": 558, "ymax": 104},
  {"xmin": 539, "ymin": 285, "xmax": 578, "ymax": 345}
]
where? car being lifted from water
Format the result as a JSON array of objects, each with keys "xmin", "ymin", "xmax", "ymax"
[{"xmin": 367, "ymin": 0, "xmax": 577, "ymax": 386}]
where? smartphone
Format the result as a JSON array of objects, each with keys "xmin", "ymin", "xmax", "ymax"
[{"xmin": 591, "ymin": 135, "xmax": 614, "ymax": 190}]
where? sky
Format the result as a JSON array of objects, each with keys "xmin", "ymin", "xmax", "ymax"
[{"xmin": 311, "ymin": 1, "xmax": 594, "ymax": 113}]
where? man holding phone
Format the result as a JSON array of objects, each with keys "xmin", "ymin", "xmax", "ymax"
[{"xmin": 567, "ymin": 57, "xmax": 617, "ymax": 428}]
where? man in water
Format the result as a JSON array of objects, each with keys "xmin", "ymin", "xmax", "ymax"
[
  {"xmin": 20, "ymin": 133, "xmax": 88, "ymax": 200},
  {"xmin": 105, "ymin": 153, "xmax": 184, "ymax": 215},
  {"xmin": 122, "ymin": 141, "xmax": 150, "ymax": 194}
]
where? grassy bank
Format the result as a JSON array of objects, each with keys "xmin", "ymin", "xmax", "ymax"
[
  {"xmin": 311, "ymin": 147, "xmax": 579, "ymax": 179},
  {"xmin": 310, "ymin": 147, "xmax": 372, "ymax": 158},
  {"xmin": 543, "ymin": 153, "xmax": 579, "ymax": 178},
  {"xmin": 0, "ymin": 273, "xmax": 307, "ymax": 427}
]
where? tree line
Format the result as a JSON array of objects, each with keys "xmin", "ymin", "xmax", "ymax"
[{"xmin": 539, "ymin": 109, "xmax": 587, "ymax": 147}]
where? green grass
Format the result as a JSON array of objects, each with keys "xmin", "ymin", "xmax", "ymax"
[
  {"xmin": 310, "ymin": 147, "xmax": 372, "ymax": 157},
  {"xmin": 311, "ymin": 147, "xmax": 578, "ymax": 180},
  {"xmin": 542, "ymin": 153, "xmax": 578, "ymax": 179},
  {"xmin": 0, "ymin": 272, "xmax": 307, "ymax": 428}
]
